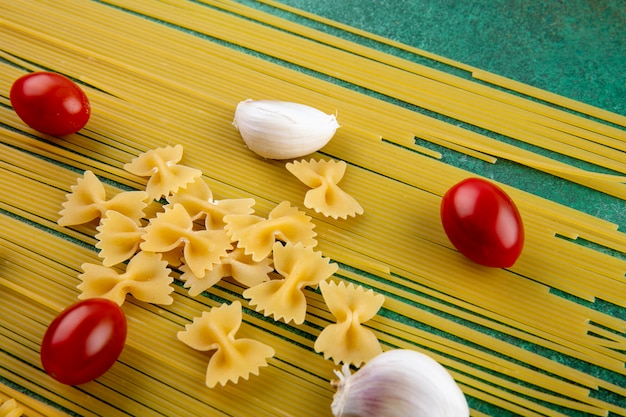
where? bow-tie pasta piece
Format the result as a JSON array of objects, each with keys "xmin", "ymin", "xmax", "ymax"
[
  {"xmin": 243, "ymin": 242, "xmax": 338, "ymax": 324},
  {"xmin": 286, "ymin": 159, "xmax": 363, "ymax": 220},
  {"xmin": 180, "ymin": 247, "xmax": 273, "ymax": 296},
  {"xmin": 0, "ymin": 398, "xmax": 23, "ymax": 417},
  {"xmin": 166, "ymin": 177, "xmax": 256, "ymax": 230},
  {"xmin": 95, "ymin": 210, "xmax": 145, "ymax": 267},
  {"xmin": 224, "ymin": 201, "xmax": 317, "ymax": 262},
  {"xmin": 58, "ymin": 170, "xmax": 148, "ymax": 226},
  {"xmin": 124, "ymin": 144, "xmax": 202, "ymax": 200},
  {"xmin": 314, "ymin": 280, "xmax": 384, "ymax": 367},
  {"xmin": 78, "ymin": 251, "xmax": 174, "ymax": 306},
  {"xmin": 140, "ymin": 204, "xmax": 232, "ymax": 277},
  {"xmin": 177, "ymin": 301, "xmax": 275, "ymax": 388}
]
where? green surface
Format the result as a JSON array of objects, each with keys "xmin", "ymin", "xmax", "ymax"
[{"xmin": 277, "ymin": 0, "xmax": 626, "ymax": 116}]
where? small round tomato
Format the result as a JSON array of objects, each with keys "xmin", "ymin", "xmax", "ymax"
[
  {"xmin": 10, "ymin": 71, "xmax": 90, "ymax": 136},
  {"xmin": 41, "ymin": 298, "xmax": 127, "ymax": 385},
  {"xmin": 440, "ymin": 178, "xmax": 524, "ymax": 268}
]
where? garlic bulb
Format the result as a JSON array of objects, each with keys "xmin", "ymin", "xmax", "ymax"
[
  {"xmin": 331, "ymin": 349, "xmax": 469, "ymax": 417},
  {"xmin": 232, "ymin": 99, "xmax": 340, "ymax": 159}
]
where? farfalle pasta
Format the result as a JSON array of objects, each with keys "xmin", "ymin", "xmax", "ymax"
[
  {"xmin": 124, "ymin": 144, "xmax": 202, "ymax": 200},
  {"xmin": 314, "ymin": 280, "xmax": 384, "ymax": 366},
  {"xmin": 243, "ymin": 242, "xmax": 338, "ymax": 324},
  {"xmin": 54, "ymin": 145, "xmax": 387, "ymax": 391},
  {"xmin": 177, "ymin": 301, "xmax": 275, "ymax": 388},
  {"xmin": 224, "ymin": 200, "xmax": 317, "ymax": 262},
  {"xmin": 286, "ymin": 159, "xmax": 363, "ymax": 219},
  {"xmin": 95, "ymin": 210, "xmax": 145, "ymax": 266},
  {"xmin": 180, "ymin": 247, "xmax": 273, "ymax": 296},
  {"xmin": 166, "ymin": 177, "xmax": 255, "ymax": 230},
  {"xmin": 58, "ymin": 170, "xmax": 148, "ymax": 226},
  {"xmin": 140, "ymin": 203, "xmax": 232, "ymax": 277},
  {"xmin": 0, "ymin": 398, "xmax": 23, "ymax": 417},
  {"xmin": 78, "ymin": 251, "xmax": 174, "ymax": 306}
]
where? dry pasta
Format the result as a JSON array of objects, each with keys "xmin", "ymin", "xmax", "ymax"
[
  {"xmin": 166, "ymin": 176, "xmax": 256, "ymax": 229},
  {"xmin": 224, "ymin": 201, "xmax": 318, "ymax": 262},
  {"xmin": 243, "ymin": 242, "xmax": 338, "ymax": 324},
  {"xmin": 0, "ymin": 398, "xmax": 23, "ymax": 417},
  {"xmin": 1, "ymin": 0, "xmax": 626, "ymax": 416},
  {"xmin": 58, "ymin": 170, "xmax": 147, "ymax": 226},
  {"xmin": 124, "ymin": 144, "xmax": 203, "ymax": 200},
  {"xmin": 0, "ymin": 383, "xmax": 67, "ymax": 417},
  {"xmin": 63, "ymin": 146, "xmax": 352, "ymax": 386},
  {"xmin": 141, "ymin": 203, "xmax": 233, "ymax": 276},
  {"xmin": 314, "ymin": 280, "xmax": 384, "ymax": 366},
  {"xmin": 180, "ymin": 247, "xmax": 273, "ymax": 296},
  {"xmin": 94, "ymin": 210, "xmax": 145, "ymax": 266},
  {"xmin": 286, "ymin": 159, "xmax": 364, "ymax": 219},
  {"xmin": 177, "ymin": 301, "xmax": 275, "ymax": 388},
  {"xmin": 1, "ymin": 122, "xmax": 624, "ymax": 412},
  {"xmin": 77, "ymin": 251, "xmax": 174, "ymax": 305}
]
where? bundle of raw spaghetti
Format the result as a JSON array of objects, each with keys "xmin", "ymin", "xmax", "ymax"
[{"xmin": 0, "ymin": 1, "xmax": 625, "ymax": 416}]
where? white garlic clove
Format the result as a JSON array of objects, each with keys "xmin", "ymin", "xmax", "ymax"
[
  {"xmin": 331, "ymin": 349, "xmax": 469, "ymax": 417},
  {"xmin": 232, "ymin": 99, "xmax": 340, "ymax": 160}
]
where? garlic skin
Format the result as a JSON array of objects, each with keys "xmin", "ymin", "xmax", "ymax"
[
  {"xmin": 331, "ymin": 349, "xmax": 469, "ymax": 417},
  {"xmin": 233, "ymin": 99, "xmax": 340, "ymax": 159}
]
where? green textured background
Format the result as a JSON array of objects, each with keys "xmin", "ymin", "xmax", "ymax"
[
  {"xmin": 278, "ymin": 0, "xmax": 625, "ymax": 115},
  {"xmin": 271, "ymin": 0, "xmax": 626, "ymax": 230}
]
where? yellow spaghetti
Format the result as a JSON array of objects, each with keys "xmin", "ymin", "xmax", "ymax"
[{"xmin": 1, "ymin": 0, "xmax": 625, "ymax": 416}]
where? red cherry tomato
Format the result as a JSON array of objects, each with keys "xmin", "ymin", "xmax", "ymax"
[
  {"xmin": 440, "ymin": 178, "xmax": 524, "ymax": 268},
  {"xmin": 10, "ymin": 71, "xmax": 90, "ymax": 136},
  {"xmin": 41, "ymin": 298, "xmax": 127, "ymax": 385}
]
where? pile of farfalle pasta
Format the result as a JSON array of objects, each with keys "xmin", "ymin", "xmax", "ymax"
[{"xmin": 57, "ymin": 144, "xmax": 382, "ymax": 388}]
